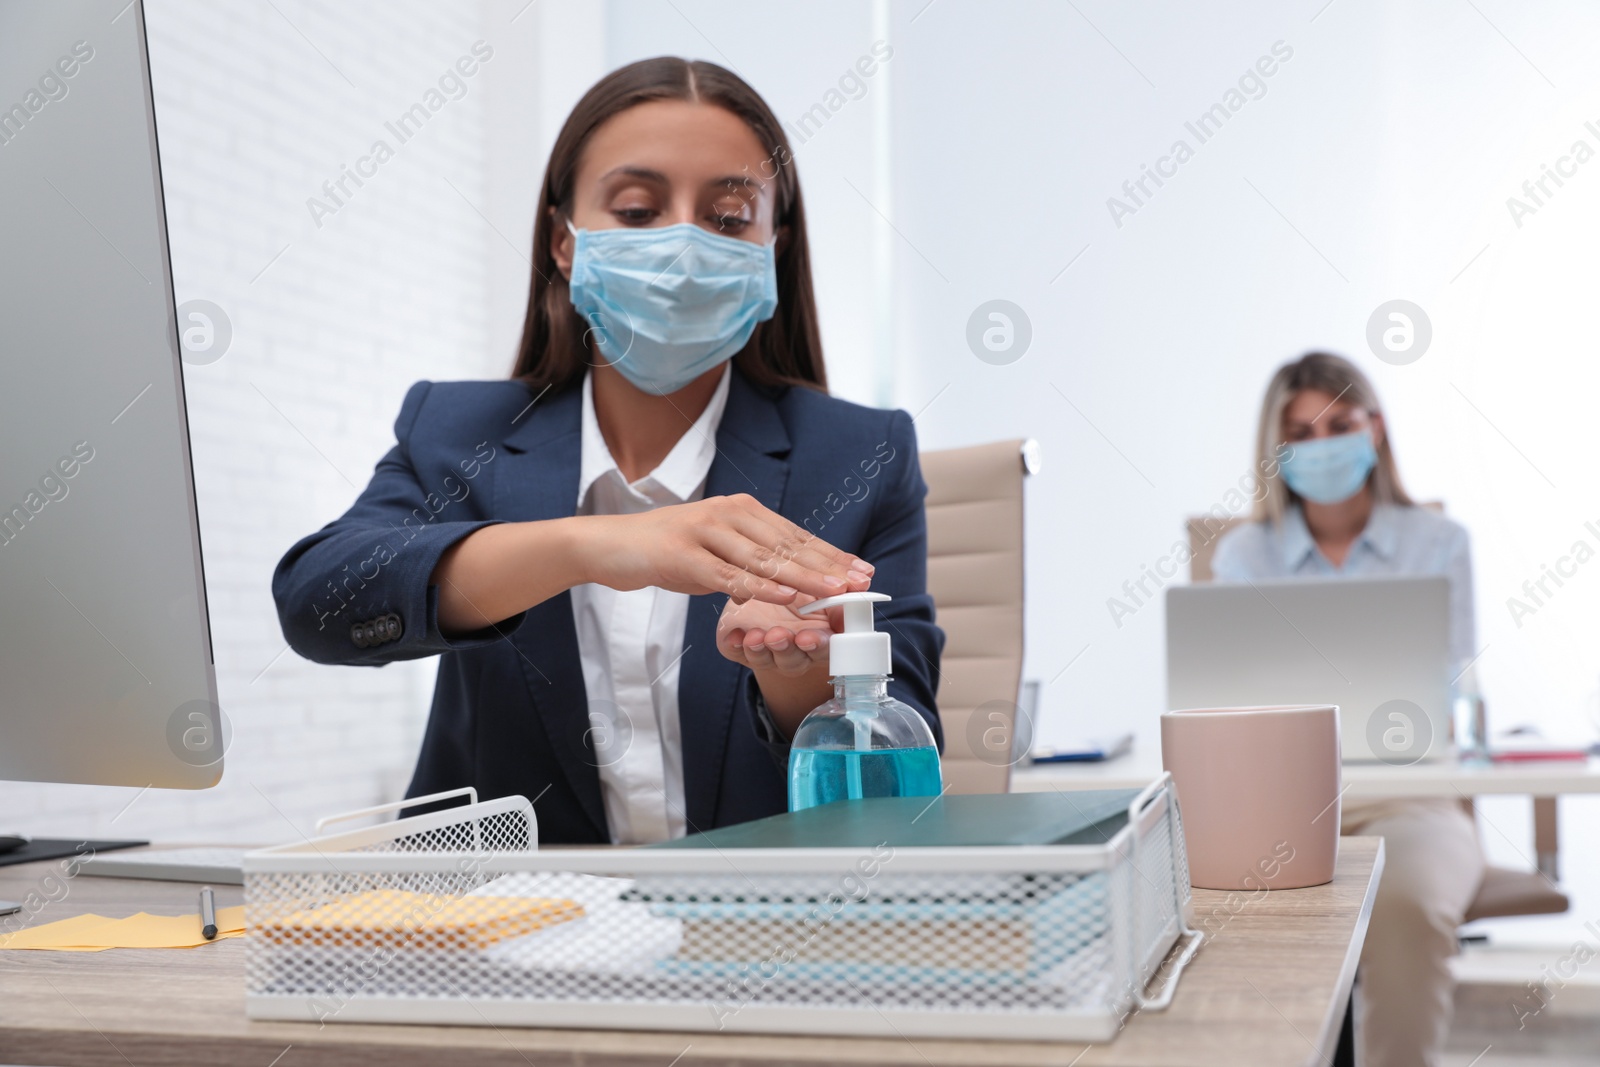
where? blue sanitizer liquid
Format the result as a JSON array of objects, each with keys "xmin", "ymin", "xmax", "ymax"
[{"xmin": 788, "ymin": 745, "xmax": 943, "ymax": 811}]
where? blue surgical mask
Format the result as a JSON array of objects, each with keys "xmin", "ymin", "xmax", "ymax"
[
  {"xmin": 565, "ymin": 221, "xmax": 778, "ymax": 395},
  {"xmin": 1278, "ymin": 429, "xmax": 1379, "ymax": 504}
]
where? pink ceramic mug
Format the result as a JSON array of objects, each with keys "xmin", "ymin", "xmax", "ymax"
[{"xmin": 1160, "ymin": 704, "xmax": 1341, "ymax": 891}]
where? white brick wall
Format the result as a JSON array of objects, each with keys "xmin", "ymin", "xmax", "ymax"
[{"xmin": 0, "ymin": 0, "xmax": 545, "ymax": 843}]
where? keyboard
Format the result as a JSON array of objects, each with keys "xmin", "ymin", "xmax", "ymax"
[{"xmin": 77, "ymin": 846, "xmax": 246, "ymax": 885}]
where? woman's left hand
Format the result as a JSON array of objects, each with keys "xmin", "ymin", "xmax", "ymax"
[{"xmin": 717, "ymin": 594, "xmax": 845, "ymax": 677}]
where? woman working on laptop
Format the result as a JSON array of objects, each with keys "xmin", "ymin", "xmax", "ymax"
[{"xmin": 1212, "ymin": 351, "xmax": 1480, "ymax": 1067}]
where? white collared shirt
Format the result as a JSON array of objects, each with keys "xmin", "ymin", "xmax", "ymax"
[{"xmin": 571, "ymin": 366, "xmax": 732, "ymax": 844}]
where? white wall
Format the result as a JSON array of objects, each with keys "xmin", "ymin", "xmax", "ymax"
[
  {"xmin": 879, "ymin": 0, "xmax": 1600, "ymax": 751},
  {"xmin": 0, "ymin": 0, "xmax": 541, "ymax": 842},
  {"xmin": 876, "ymin": 0, "xmax": 1600, "ymax": 944}
]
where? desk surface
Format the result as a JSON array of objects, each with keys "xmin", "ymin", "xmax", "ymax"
[
  {"xmin": 1012, "ymin": 752, "xmax": 1600, "ymax": 798},
  {"xmin": 0, "ymin": 838, "xmax": 1382, "ymax": 1067}
]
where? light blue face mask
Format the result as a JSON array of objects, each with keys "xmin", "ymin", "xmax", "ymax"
[
  {"xmin": 565, "ymin": 221, "xmax": 778, "ymax": 395},
  {"xmin": 1278, "ymin": 429, "xmax": 1379, "ymax": 505}
]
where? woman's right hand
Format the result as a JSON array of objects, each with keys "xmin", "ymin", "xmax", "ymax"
[
  {"xmin": 579, "ymin": 493, "xmax": 873, "ymax": 604},
  {"xmin": 432, "ymin": 493, "xmax": 872, "ymax": 635}
]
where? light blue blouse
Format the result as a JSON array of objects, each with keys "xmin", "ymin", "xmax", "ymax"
[{"xmin": 1210, "ymin": 503, "xmax": 1477, "ymax": 672}]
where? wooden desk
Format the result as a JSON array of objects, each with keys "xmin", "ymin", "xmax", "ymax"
[{"xmin": 0, "ymin": 839, "xmax": 1380, "ymax": 1067}]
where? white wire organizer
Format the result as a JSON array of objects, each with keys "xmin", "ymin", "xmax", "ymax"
[{"xmin": 243, "ymin": 776, "xmax": 1202, "ymax": 1041}]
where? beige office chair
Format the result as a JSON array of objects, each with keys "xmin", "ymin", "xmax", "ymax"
[
  {"xmin": 1185, "ymin": 514, "xmax": 1247, "ymax": 583},
  {"xmin": 920, "ymin": 439, "xmax": 1035, "ymax": 794},
  {"xmin": 1184, "ymin": 509, "xmax": 1569, "ymax": 925}
]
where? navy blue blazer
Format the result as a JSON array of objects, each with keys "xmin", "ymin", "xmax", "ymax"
[{"xmin": 272, "ymin": 366, "xmax": 944, "ymax": 844}]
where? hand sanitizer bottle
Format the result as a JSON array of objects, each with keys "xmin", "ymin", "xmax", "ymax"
[{"xmin": 787, "ymin": 592, "xmax": 942, "ymax": 811}]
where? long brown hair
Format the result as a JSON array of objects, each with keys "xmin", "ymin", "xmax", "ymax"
[
  {"xmin": 510, "ymin": 58, "xmax": 827, "ymax": 394},
  {"xmin": 1252, "ymin": 351, "xmax": 1414, "ymax": 522}
]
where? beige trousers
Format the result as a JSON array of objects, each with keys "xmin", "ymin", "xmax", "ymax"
[{"xmin": 1341, "ymin": 798, "xmax": 1484, "ymax": 1067}]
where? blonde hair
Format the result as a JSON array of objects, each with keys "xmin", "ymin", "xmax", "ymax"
[{"xmin": 1252, "ymin": 352, "xmax": 1413, "ymax": 522}]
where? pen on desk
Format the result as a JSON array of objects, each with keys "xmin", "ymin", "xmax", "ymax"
[{"xmin": 199, "ymin": 885, "xmax": 217, "ymax": 940}]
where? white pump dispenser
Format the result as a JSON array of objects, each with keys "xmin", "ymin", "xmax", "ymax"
[{"xmin": 798, "ymin": 591, "xmax": 891, "ymax": 677}]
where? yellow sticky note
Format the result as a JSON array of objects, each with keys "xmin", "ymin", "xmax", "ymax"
[
  {"xmin": 265, "ymin": 892, "xmax": 582, "ymax": 950},
  {"xmin": 0, "ymin": 913, "xmax": 120, "ymax": 950},
  {"xmin": 0, "ymin": 904, "xmax": 246, "ymax": 950}
]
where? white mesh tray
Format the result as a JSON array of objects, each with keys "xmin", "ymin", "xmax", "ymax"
[{"xmin": 243, "ymin": 777, "xmax": 1201, "ymax": 1041}]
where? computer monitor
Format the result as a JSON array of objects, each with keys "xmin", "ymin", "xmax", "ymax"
[{"xmin": 0, "ymin": 0, "xmax": 221, "ymax": 788}]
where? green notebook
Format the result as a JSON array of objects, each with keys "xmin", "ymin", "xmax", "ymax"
[{"xmin": 650, "ymin": 789, "xmax": 1141, "ymax": 850}]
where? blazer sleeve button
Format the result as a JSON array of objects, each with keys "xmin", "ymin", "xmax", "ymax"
[{"xmin": 351, "ymin": 622, "xmax": 369, "ymax": 648}]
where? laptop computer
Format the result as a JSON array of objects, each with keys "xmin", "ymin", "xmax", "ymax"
[{"xmin": 1165, "ymin": 575, "xmax": 1453, "ymax": 763}]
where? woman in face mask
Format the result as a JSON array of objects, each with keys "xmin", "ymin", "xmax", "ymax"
[
  {"xmin": 272, "ymin": 58, "xmax": 942, "ymax": 846},
  {"xmin": 1212, "ymin": 352, "xmax": 1482, "ymax": 1067}
]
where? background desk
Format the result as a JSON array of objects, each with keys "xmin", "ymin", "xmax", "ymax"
[
  {"xmin": 1015, "ymin": 754, "xmax": 1600, "ymax": 880},
  {"xmin": 1013, "ymin": 753, "xmax": 1600, "ymax": 799},
  {"xmin": 0, "ymin": 839, "xmax": 1382, "ymax": 1067}
]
